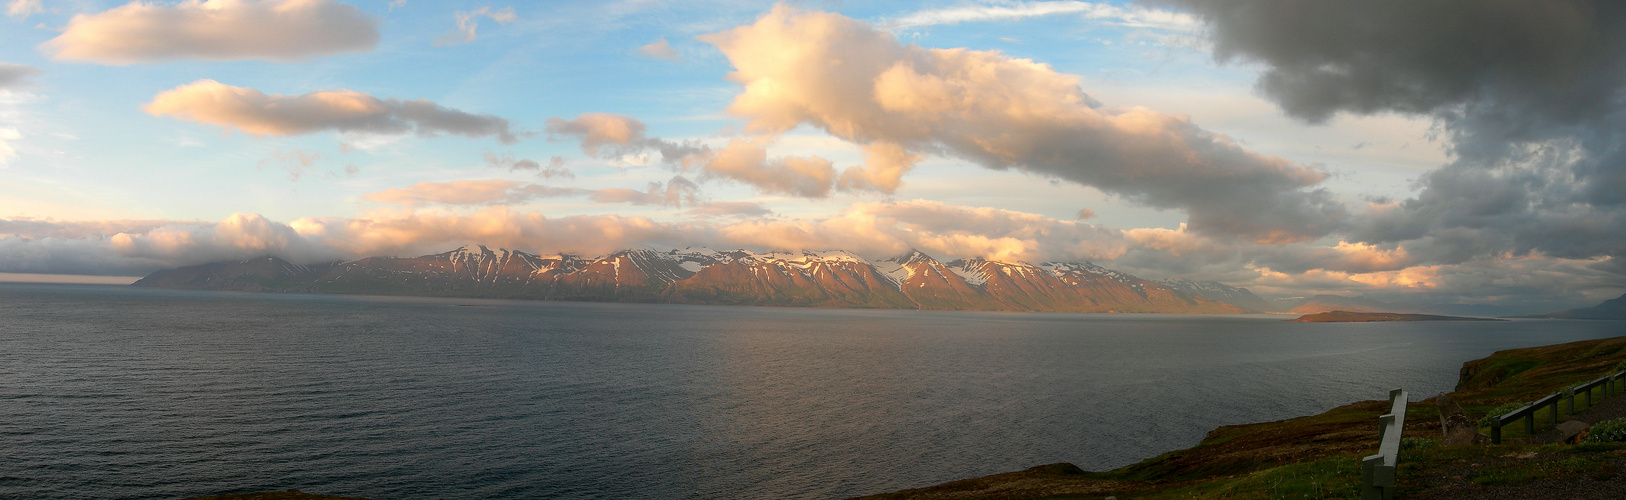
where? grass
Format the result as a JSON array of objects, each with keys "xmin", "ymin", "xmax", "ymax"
[
  {"xmin": 1465, "ymin": 450, "xmax": 1622, "ymax": 486},
  {"xmin": 1137, "ymin": 455, "xmax": 1365, "ymax": 499}
]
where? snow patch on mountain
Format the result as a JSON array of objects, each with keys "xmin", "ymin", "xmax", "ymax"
[
  {"xmin": 945, "ymin": 258, "xmax": 992, "ymax": 286},
  {"xmin": 1041, "ymin": 261, "xmax": 1145, "ymax": 290}
]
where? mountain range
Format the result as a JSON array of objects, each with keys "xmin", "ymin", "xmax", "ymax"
[
  {"xmin": 132, "ymin": 245, "xmax": 1270, "ymax": 314},
  {"xmin": 1529, "ymin": 293, "xmax": 1626, "ymax": 320}
]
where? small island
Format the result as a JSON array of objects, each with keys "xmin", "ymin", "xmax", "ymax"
[{"xmin": 1289, "ymin": 310, "xmax": 1506, "ymax": 323}]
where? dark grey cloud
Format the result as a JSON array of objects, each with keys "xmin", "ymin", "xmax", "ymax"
[
  {"xmin": 1153, "ymin": 0, "xmax": 1626, "ymax": 270},
  {"xmin": 1151, "ymin": 1, "xmax": 1625, "ymax": 124}
]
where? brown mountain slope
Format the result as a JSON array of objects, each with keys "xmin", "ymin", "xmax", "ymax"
[{"xmin": 135, "ymin": 245, "xmax": 1251, "ymax": 313}]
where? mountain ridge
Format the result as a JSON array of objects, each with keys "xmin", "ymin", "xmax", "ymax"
[
  {"xmin": 133, "ymin": 245, "xmax": 1256, "ymax": 314},
  {"xmin": 1527, "ymin": 292, "xmax": 1626, "ymax": 320}
]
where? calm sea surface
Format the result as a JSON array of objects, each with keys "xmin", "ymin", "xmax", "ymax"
[{"xmin": 2, "ymin": 283, "xmax": 1623, "ymax": 499}]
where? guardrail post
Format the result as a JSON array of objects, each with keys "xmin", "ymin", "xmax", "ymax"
[
  {"xmin": 1552, "ymin": 397, "xmax": 1561, "ymax": 425},
  {"xmin": 1362, "ymin": 389, "xmax": 1406, "ymax": 500},
  {"xmin": 1569, "ymin": 391, "xmax": 1576, "ymax": 415},
  {"xmin": 1491, "ymin": 418, "xmax": 1502, "ymax": 445},
  {"xmin": 1361, "ymin": 455, "xmax": 1384, "ymax": 500},
  {"xmin": 1525, "ymin": 413, "xmax": 1535, "ymax": 435}
]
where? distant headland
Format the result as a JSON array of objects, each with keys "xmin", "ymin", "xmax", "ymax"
[{"xmin": 1288, "ymin": 310, "xmax": 1506, "ymax": 322}]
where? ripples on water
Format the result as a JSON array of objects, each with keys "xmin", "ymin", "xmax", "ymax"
[{"xmin": 2, "ymin": 283, "xmax": 1622, "ymax": 499}]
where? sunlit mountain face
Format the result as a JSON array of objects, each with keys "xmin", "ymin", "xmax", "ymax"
[
  {"xmin": 1, "ymin": 1, "xmax": 1622, "ymax": 315},
  {"xmin": 133, "ymin": 245, "xmax": 1252, "ymax": 313}
]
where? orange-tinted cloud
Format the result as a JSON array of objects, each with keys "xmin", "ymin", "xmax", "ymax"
[
  {"xmin": 3, "ymin": 207, "xmax": 1621, "ymax": 312},
  {"xmin": 42, "ymin": 0, "xmax": 378, "ymax": 65},
  {"xmin": 146, "ymin": 79, "xmax": 519, "ymax": 143},
  {"xmin": 363, "ymin": 180, "xmax": 578, "ymax": 206},
  {"xmin": 837, "ymin": 141, "xmax": 920, "ymax": 193},
  {"xmin": 701, "ymin": 5, "xmax": 1345, "ymax": 242},
  {"xmin": 692, "ymin": 138, "xmax": 836, "ymax": 198},
  {"xmin": 545, "ymin": 114, "xmax": 842, "ymax": 198}
]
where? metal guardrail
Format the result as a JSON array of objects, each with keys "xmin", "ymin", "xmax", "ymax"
[
  {"xmin": 1490, "ymin": 371, "xmax": 1625, "ymax": 444},
  {"xmin": 1361, "ymin": 388, "xmax": 1408, "ymax": 500}
]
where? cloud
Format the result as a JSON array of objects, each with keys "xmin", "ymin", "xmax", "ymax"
[
  {"xmin": 890, "ymin": 1, "xmax": 1199, "ymax": 31},
  {"xmin": 41, "ymin": 0, "xmax": 379, "ymax": 65},
  {"xmin": 146, "ymin": 79, "xmax": 519, "ymax": 144},
  {"xmin": 0, "ymin": 217, "xmax": 191, "ymax": 240},
  {"xmin": 1075, "ymin": 208, "xmax": 1095, "ymax": 219},
  {"xmin": 700, "ymin": 6, "xmax": 1344, "ymax": 242},
  {"xmin": 543, "ymin": 112, "xmax": 703, "ymax": 162},
  {"xmin": 1153, "ymin": 0, "xmax": 1626, "ymax": 270},
  {"xmin": 363, "ymin": 180, "xmax": 581, "ymax": 206},
  {"xmin": 0, "ymin": 213, "xmax": 343, "ymax": 276},
  {"xmin": 688, "ymin": 138, "xmax": 835, "ymax": 198},
  {"xmin": 713, "ymin": 199, "xmax": 1130, "ymax": 262},
  {"xmin": 686, "ymin": 201, "xmax": 772, "ymax": 218},
  {"xmin": 637, "ymin": 37, "xmax": 681, "ymax": 60},
  {"xmin": 837, "ymin": 141, "xmax": 919, "ymax": 192},
  {"xmin": 484, "ymin": 151, "xmax": 573, "ymax": 179},
  {"xmin": 5, "ymin": 203, "xmax": 1621, "ymax": 312},
  {"xmin": 587, "ymin": 176, "xmax": 700, "ymax": 207},
  {"xmin": 0, "ymin": 128, "xmax": 18, "ymax": 165},
  {"xmin": 288, "ymin": 208, "xmax": 688, "ymax": 259},
  {"xmin": 363, "ymin": 177, "xmax": 702, "ymax": 208},
  {"xmin": 435, "ymin": 6, "xmax": 516, "ymax": 46},
  {"xmin": 6, "ymin": 201, "xmax": 1128, "ymax": 272},
  {"xmin": 545, "ymin": 113, "xmax": 839, "ymax": 197},
  {"xmin": 259, "ymin": 148, "xmax": 323, "ymax": 181},
  {"xmin": 0, "ymin": 63, "xmax": 40, "ymax": 88},
  {"xmin": 7, "ymin": 0, "xmax": 41, "ymax": 18}
]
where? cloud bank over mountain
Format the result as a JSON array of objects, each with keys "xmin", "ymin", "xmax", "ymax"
[{"xmin": 3, "ymin": 2, "xmax": 1623, "ymax": 314}]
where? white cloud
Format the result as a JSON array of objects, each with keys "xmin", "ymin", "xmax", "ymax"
[
  {"xmin": 435, "ymin": 6, "xmax": 516, "ymax": 46},
  {"xmin": 258, "ymin": 148, "xmax": 324, "ymax": 181},
  {"xmin": 0, "ymin": 128, "xmax": 19, "ymax": 165},
  {"xmin": 41, "ymin": 0, "xmax": 379, "ymax": 65},
  {"xmin": 6, "ymin": 0, "xmax": 41, "ymax": 19},
  {"xmin": 888, "ymin": 1, "xmax": 1199, "ymax": 31}
]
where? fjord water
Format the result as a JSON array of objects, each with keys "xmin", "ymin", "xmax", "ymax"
[{"xmin": 3, "ymin": 283, "xmax": 1622, "ymax": 499}]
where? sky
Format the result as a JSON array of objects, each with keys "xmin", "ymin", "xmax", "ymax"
[{"xmin": 0, "ymin": 0, "xmax": 1622, "ymax": 314}]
